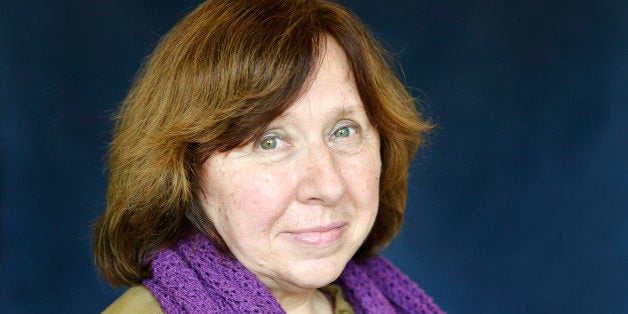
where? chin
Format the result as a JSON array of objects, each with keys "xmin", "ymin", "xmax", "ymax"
[{"xmin": 283, "ymin": 251, "xmax": 354, "ymax": 289}]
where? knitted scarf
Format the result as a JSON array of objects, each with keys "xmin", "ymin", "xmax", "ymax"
[{"xmin": 144, "ymin": 232, "xmax": 443, "ymax": 313}]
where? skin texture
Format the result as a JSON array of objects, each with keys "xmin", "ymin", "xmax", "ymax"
[{"xmin": 201, "ymin": 37, "xmax": 381, "ymax": 313}]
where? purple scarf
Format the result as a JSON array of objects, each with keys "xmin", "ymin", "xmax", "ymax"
[{"xmin": 144, "ymin": 232, "xmax": 443, "ymax": 313}]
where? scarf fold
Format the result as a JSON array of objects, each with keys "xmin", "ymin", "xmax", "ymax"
[{"xmin": 144, "ymin": 232, "xmax": 443, "ymax": 313}]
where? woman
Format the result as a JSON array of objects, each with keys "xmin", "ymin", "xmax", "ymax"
[{"xmin": 94, "ymin": 0, "xmax": 442, "ymax": 313}]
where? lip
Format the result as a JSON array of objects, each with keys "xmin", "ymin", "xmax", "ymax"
[{"xmin": 286, "ymin": 222, "xmax": 347, "ymax": 247}]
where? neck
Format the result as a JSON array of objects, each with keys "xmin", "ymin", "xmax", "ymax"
[{"xmin": 270, "ymin": 287, "xmax": 333, "ymax": 314}]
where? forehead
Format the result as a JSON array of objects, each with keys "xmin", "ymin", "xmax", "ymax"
[
  {"xmin": 312, "ymin": 37, "xmax": 355, "ymax": 91},
  {"xmin": 279, "ymin": 37, "xmax": 362, "ymax": 117}
]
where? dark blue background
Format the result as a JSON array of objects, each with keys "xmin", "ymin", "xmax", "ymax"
[{"xmin": 1, "ymin": 0, "xmax": 626, "ymax": 312}]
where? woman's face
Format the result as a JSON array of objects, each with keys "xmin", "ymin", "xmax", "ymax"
[{"xmin": 201, "ymin": 38, "xmax": 381, "ymax": 296}]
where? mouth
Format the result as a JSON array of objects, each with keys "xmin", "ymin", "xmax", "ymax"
[{"xmin": 285, "ymin": 222, "xmax": 347, "ymax": 247}]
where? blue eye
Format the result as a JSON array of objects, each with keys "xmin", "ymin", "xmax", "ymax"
[
  {"xmin": 332, "ymin": 123, "xmax": 359, "ymax": 140},
  {"xmin": 260, "ymin": 138, "xmax": 277, "ymax": 149},
  {"xmin": 258, "ymin": 132, "xmax": 287, "ymax": 150},
  {"xmin": 328, "ymin": 123, "xmax": 362, "ymax": 154},
  {"xmin": 334, "ymin": 126, "xmax": 352, "ymax": 138}
]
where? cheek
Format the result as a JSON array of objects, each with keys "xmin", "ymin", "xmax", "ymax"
[
  {"xmin": 208, "ymin": 164, "xmax": 294, "ymax": 237},
  {"xmin": 345, "ymin": 152, "xmax": 381, "ymax": 201}
]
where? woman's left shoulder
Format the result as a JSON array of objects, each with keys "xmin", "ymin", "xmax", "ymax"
[
  {"xmin": 341, "ymin": 255, "xmax": 445, "ymax": 313},
  {"xmin": 102, "ymin": 286, "xmax": 163, "ymax": 314},
  {"xmin": 362, "ymin": 255, "xmax": 410, "ymax": 277}
]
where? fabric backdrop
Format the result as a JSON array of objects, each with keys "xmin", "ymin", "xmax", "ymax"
[{"xmin": 1, "ymin": 0, "xmax": 626, "ymax": 313}]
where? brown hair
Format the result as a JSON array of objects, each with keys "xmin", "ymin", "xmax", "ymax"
[{"xmin": 93, "ymin": 0, "xmax": 432, "ymax": 286}]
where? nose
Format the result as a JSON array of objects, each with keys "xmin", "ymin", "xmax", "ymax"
[{"xmin": 296, "ymin": 143, "xmax": 346, "ymax": 206}]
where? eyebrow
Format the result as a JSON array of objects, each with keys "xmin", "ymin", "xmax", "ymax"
[
  {"xmin": 276, "ymin": 99, "xmax": 362, "ymax": 121},
  {"xmin": 328, "ymin": 104, "xmax": 358, "ymax": 121}
]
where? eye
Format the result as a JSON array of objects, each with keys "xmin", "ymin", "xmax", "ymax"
[
  {"xmin": 331, "ymin": 123, "xmax": 358, "ymax": 140},
  {"xmin": 257, "ymin": 132, "xmax": 287, "ymax": 150},
  {"xmin": 328, "ymin": 122, "xmax": 362, "ymax": 153},
  {"xmin": 333, "ymin": 126, "xmax": 352, "ymax": 138},
  {"xmin": 260, "ymin": 138, "xmax": 277, "ymax": 149}
]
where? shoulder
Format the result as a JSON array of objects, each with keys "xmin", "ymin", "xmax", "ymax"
[
  {"xmin": 102, "ymin": 286, "xmax": 163, "ymax": 314},
  {"xmin": 341, "ymin": 255, "xmax": 444, "ymax": 313},
  {"xmin": 360, "ymin": 255, "xmax": 431, "ymax": 296},
  {"xmin": 347, "ymin": 254, "xmax": 408, "ymax": 281}
]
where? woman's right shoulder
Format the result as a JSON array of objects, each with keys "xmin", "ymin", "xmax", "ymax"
[{"xmin": 102, "ymin": 285, "xmax": 163, "ymax": 314}]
